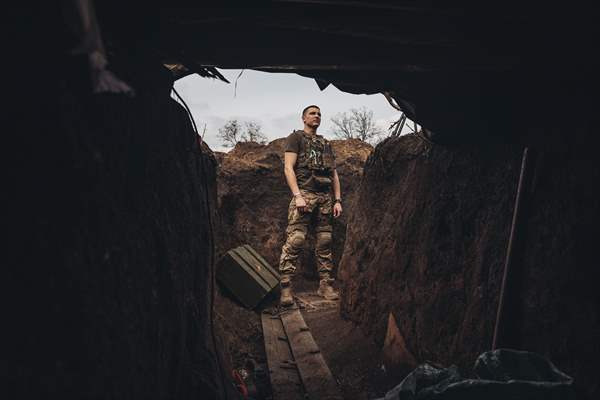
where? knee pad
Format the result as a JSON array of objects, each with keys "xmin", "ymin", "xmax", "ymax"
[
  {"xmin": 290, "ymin": 230, "xmax": 306, "ymax": 247},
  {"xmin": 316, "ymin": 231, "xmax": 332, "ymax": 249}
]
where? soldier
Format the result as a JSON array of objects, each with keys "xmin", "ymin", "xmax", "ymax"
[{"xmin": 278, "ymin": 105, "xmax": 343, "ymax": 307}]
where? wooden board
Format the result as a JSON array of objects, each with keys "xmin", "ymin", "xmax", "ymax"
[
  {"xmin": 280, "ymin": 308, "xmax": 343, "ymax": 400},
  {"xmin": 261, "ymin": 312, "xmax": 305, "ymax": 400}
]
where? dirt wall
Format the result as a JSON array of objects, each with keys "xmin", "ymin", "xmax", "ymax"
[
  {"xmin": 215, "ymin": 138, "xmax": 372, "ymax": 281},
  {"xmin": 339, "ymin": 116, "xmax": 600, "ymax": 399},
  {"xmin": 339, "ymin": 134, "xmax": 521, "ymax": 370},
  {"xmin": 7, "ymin": 62, "xmax": 233, "ymax": 399}
]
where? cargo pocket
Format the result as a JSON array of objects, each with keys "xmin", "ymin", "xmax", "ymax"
[
  {"xmin": 288, "ymin": 197, "xmax": 299, "ymax": 223},
  {"xmin": 317, "ymin": 199, "xmax": 333, "ymax": 232}
]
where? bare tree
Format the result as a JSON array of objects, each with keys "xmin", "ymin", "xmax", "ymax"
[
  {"xmin": 242, "ymin": 121, "xmax": 268, "ymax": 144},
  {"xmin": 330, "ymin": 111, "xmax": 355, "ymax": 139},
  {"xmin": 330, "ymin": 106, "xmax": 383, "ymax": 142},
  {"xmin": 218, "ymin": 119, "xmax": 268, "ymax": 147},
  {"xmin": 218, "ymin": 119, "xmax": 242, "ymax": 147}
]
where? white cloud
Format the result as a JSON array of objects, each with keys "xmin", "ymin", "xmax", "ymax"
[{"xmin": 174, "ymin": 69, "xmax": 405, "ymax": 151}]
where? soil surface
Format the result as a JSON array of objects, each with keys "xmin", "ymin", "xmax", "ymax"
[
  {"xmin": 215, "ymin": 282, "xmax": 399, "ymax": 400},
  {"xmin": 297, "ymin": 285, "xmax": 398, "ymax": 400}
]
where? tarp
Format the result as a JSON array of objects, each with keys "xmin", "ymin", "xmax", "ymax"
[{"xmin": 377, "ymin": 349, "xmax": 575, "ymax": 400}]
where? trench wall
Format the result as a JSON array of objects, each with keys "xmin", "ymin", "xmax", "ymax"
[
  {"xmin": 339, "ymin": 82, "xmax": 600, "ymax": 399},
  {"xmin": 7, "ymin": 62, "xmax": 232, "ymax": 399},
  {"xmin": 339, "ymin": 135, "xmax": 521, "ymax": 370}
]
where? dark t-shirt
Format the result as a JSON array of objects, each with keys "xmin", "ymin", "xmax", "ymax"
[{"xmin": 284, "ymin": 130, "xmax": 336, "ymax": 192}]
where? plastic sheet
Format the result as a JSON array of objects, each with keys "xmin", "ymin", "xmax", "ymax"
[{"xmin": 377, "ymin": 349, "xmax": 575, "ymax": 400}]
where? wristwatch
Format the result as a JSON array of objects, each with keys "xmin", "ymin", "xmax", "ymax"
[{"xmin": 334, "ymin": 198, "xmax": 342, "ymax": 205}]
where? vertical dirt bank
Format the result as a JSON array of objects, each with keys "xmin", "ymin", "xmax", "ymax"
[
  {"xmin": 340, "ymin": 122, "xmax": 600, "ymax": 398},
  {"xmin": 339, "ymin": 134, "xmax": 521, "ymax": 370},
  {"xmin": 7, "ymin": 62, "xmax": 232, "ymax": 399}
]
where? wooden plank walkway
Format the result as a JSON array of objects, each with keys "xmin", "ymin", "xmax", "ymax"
[
  {"xmin": 261, "ymin": 311, "xmax": 305, "ymax": 400},
  {"xmin": 279, "ymin": 307, "xmax": 343, "ymax": 400},
  {"xmin": 262, "ymin": 306, "xmax": 343, "ymax": 400}
]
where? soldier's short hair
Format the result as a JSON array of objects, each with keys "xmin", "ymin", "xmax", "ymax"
[{"xmin": 302, "ymin": 105, "xmax": 320, "ymax": 116}]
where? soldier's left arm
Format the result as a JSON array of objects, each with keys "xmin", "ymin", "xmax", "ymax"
[{"xmin": 332, "ymin": 169, "xmax": 342, "ymax": 218}]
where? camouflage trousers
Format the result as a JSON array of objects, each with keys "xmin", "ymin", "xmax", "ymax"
[{"xmin": 279, "ymin": 190, "xmax": 334, "ymax": 275}]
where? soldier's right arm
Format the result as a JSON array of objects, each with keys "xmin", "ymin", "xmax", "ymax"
[
  {"xmin": 284, "ymin": 152, "xmax": 307, "ymax": 211},
  {"xmin": 284, "ymin": 152, "xmax": 300, "ymax": 195}
]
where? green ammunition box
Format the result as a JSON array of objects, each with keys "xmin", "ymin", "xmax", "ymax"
[{"xmin": 217, "ymin": 244, "xmax": 280, "ymax": 309}]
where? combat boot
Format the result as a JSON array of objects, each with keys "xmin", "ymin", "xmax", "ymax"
[
  {"xmin": 279, "ymin": 274, "xmax": 294, "ymax": 307},
  {"xmin": 317, "ymin": 273, "xmax": 339, "ymax": 300}
]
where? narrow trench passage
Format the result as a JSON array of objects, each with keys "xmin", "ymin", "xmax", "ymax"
[
  {"xmin": 209, "ymin": 122, "xmax": 591, "ymax": 400},
  {"xmin": 193, "ymin": 69, "xmax": 590, "ymax": 400},
  {"xmin": 13, "ymin": 4, "xmax": 598, "ymax": 399},
  {"xmin": 209, "ymin": 123, "xmax": 398, "ymax": 399},
  {"xmin": 179, "ymin": 69, "xmax": 406, "ymax": 398},
  {"xmin": 216, "ymin": 275, "xmax": 395, "ymax": 399},
  {"xmin": 208, "ymin": 123, "xmax": 459, "ymax": 400}
]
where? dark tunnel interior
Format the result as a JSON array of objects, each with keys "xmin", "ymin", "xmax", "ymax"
[{"xmin": 6, "ymin": 2, "xmax": 599, "ymax": 399}]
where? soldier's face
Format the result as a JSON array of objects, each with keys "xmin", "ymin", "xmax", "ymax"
[{"xmin": 303, "ymin": 107, "xmax": 321, "ymax": 128}]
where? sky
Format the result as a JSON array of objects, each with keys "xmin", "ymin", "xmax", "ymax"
[{"xmin": 172, "ymin": 69, "xmax": 414, "ymax": 152}]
